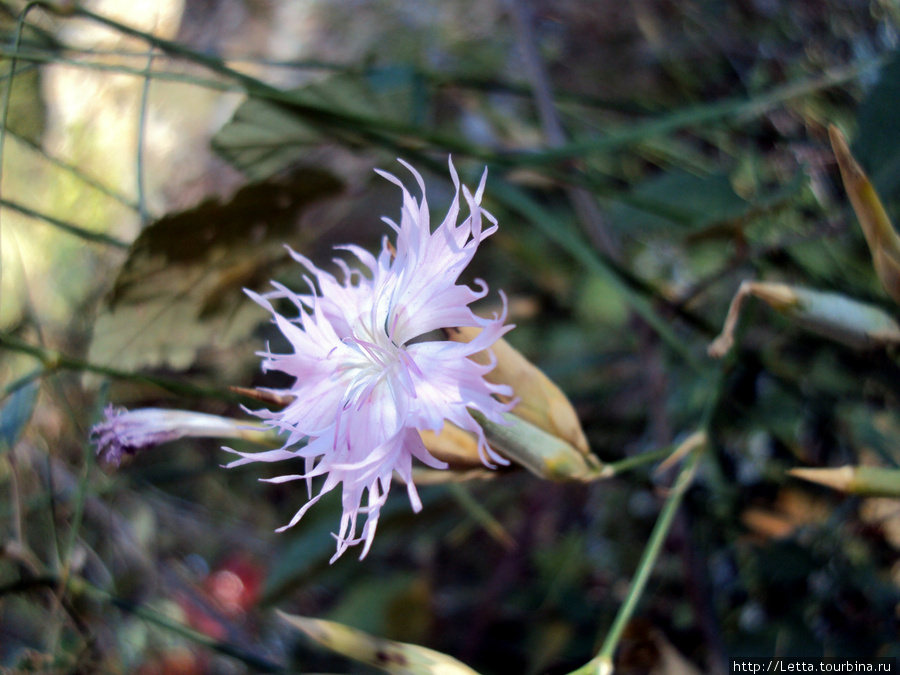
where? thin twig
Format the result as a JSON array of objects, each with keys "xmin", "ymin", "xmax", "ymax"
[
  {"xmin": 0, "ymin": 331, "xmax": 249, "ymax": 403},
  {"xmin": 503, "ymin": 0, "xmax": 620, "ymax": 259}
]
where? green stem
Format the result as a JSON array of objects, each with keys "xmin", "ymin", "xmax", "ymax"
[
  {"xmin": 567, "ymin": 444, "xmax": 704, "ymax": 675},
  {"xmin": 136, "ymin": 50, "xmax": 154, "ymax": 224},
  {"xmin": 603, "ymin": 446, "xmax": 676, "ymax": 476},
  {"xmin": 511, "ymin": 56, "xmax": 886, "ymax": 167}
]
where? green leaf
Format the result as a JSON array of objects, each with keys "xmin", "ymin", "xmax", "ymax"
[
  {"xmin": 212, "ymin": 67, "xmax": 422, "ymax": 180},
  {"xmin": 0, "ymin": 380, "xmax": 38, "ymax": 452},
  {"xmin": 853, "ymin": 49, "xmax": 900, "ymax": 206},
  {"xmin": 88, "ymin": 168, "xmax": 343, "ymax": 372},
  {"xmin": 278, "ymin": 610, "xmax": 482, "ymax": 675}
]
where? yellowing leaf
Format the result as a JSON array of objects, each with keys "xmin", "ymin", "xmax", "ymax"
[
  {"xmin": 830, "ymin": 124, "xmax": 900, "ymax": 307},
  {"xmin": 790, "ymin": 465, "xmax": 900, "ymax": 498},
  {"xmin": 278, "ymin": 611, "xmax": 483, "ymax": 675}
]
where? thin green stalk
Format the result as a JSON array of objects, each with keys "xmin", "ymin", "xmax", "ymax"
[
  {"xmin": 514, "ymin": 56, "xmax": 886, "ymax": 167},
  {"xmin": 136, "ymin": 50, "xmax": 154, "ymax": 224},
  {"xmin": 0, "ymin": 2, "xmax": 41, "ymax": 330},
  {"xmin": 568, "ymin": 364, "xmax": 724, "ymax": 675},
  {"xmin": 603, "ymin": 446, "xmax": 676, "ymax": 476},
  {"xmin": 0, "ymin": 45, "xmax": 242, "ymax": 92},
  {"xmin": 448, "ymin": 483, "xmax": 515, "ymax": 550},
  {"xmin": 0, "ymin": 197, "xmax": 129, "ymax": 248},
  {"xmin": 488, "ymin": 180, "xmax": 701, "ymax": 370},
  {"xmin": 567, "ymin": 444, "xmax": 704, "ymax": 675}
]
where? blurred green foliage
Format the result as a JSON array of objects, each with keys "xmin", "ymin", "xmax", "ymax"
[{"xmin": 2, "ymin": 0, "xmax": 900, "ymax": 673}]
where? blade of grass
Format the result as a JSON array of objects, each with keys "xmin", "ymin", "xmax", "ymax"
[
  {"xmin": 0, "ymin": 197, "xmax": 129, "ymax": 247},
  {"xmin": 516, "ymin": 56, "xmax": 887, "ymax": 167},
  {"xmin": 487, "ymin": 180, "xmax": 701, "ymax": 369},
  {"xmin": 136, "ymin": 50, "xmax": 154, "ymax": 224},
  {"xmin": 7, "ymin": 129, "xmax": 140, "ymax": 211}
]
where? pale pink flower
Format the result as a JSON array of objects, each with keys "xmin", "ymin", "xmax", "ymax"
[{"xmin": 226, "ymin": 159, "xmax": 515, "ymax": 561}]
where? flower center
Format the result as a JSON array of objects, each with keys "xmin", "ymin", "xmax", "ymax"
[{"xmin": 339, "ymin": 317, "xmax": 421, "ymax": 410}]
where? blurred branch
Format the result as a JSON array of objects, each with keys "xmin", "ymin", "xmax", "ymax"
[
  {"xmin": 0, "ymin": 197, "xmax": 130, "ymax": 248},
  {"xmin": 515, "ymin": 56, "xmax": 888, "ymax": 166},
  {"xmin": 136, "ymin": 50, "xmax": 155, "ymax": 224},
  {"xmin": 0, "ymin": 574, "xmax": 291, "ymax": 673},
  {"xmin": 504, "ymin": 0, "xmax": 620, "ymax": 260},
  {"xmin": 0, "ymin": 332, "xmax": 247, "ymax": 403}
]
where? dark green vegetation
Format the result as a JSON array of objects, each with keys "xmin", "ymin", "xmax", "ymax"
[{"xmin": 1, "ymin": 0, "xmax": 900, "ymax": 672}]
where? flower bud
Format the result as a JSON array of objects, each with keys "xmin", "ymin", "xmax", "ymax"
[{"xmin": 709, "ymin": 281, "xmax": 900, "ymax": 357}]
